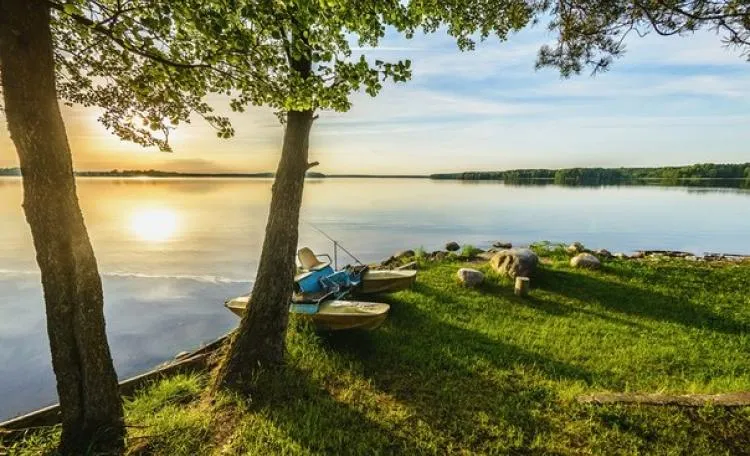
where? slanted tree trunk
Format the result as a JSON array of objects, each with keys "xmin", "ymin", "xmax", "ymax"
[
  {"xmin": 0, "ymin": 1, "xmax": 124, "ymax": 453},
  {"xmin": 214, "ymin": 108, "xmax": 314, "ymax": 391}
]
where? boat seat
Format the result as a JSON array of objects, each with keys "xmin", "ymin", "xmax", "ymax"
[{"xmin": 298, "ymin": 247, "xmax": 332, "ymax": 271}]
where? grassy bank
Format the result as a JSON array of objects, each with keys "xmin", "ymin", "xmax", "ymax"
[{"xmin": 4, "ymin": 249, "xmax": 750, "ymax": 455}]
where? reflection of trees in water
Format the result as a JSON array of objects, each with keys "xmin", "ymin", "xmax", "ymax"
[{"xmin": 501, "ymin": 178, "xmax": 750, "ymax": 192}]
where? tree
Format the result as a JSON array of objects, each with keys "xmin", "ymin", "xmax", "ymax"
[
  {"xmin": 202, "ymin": 0, "xmax": 537, "ymax": 391},
  {"xmin": 535, "ymin": 0, "xmax": 750, "ymax": 76},
  {"xmin": 0, "ymin": 1, "xmax": 235, "ymax": 453}
]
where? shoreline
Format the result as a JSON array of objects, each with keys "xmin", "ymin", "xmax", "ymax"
[{"xmin": 2, "ymin": 242, "xmax": 748, "ymax": 428}]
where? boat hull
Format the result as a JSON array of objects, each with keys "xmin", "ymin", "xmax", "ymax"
[
  {"xmin": 225, "ymin": 295, "xmax": 389, "ymax": 331},
  {"xmin": 358, "ymin": 270, "xmax": 417, "ymax": 294}
]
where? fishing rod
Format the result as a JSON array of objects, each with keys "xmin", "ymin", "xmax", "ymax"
[{"xmin": 305, "ymin": 222, "xmax": 364, "ymax": 269}]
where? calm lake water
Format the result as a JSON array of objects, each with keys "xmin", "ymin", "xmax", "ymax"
[{"xmin": 1, "ymin": 177, "xmax": 749, "ymax": 420}]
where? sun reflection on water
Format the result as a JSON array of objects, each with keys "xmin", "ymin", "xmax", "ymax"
[{"xmin": 129, "ymin": 207, "xmax": 179, "ymax": 242}]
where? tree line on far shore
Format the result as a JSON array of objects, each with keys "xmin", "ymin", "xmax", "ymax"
[{"xmin": 430, "ymin": 163, "xmax": 750, "ymax": 185}]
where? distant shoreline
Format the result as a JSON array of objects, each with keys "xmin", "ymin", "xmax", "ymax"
[{"xmin": 0, "ymin": 163, "xmax": 747, "ymax": 184}]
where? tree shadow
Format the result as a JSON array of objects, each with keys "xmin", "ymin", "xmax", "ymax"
[
  {"xmin": 534, "ymin": 268, "xmax": 748, "ymax": 335},
  {"xmin": 235, "ymin": 364, "xmax": 433, "ymax": 454},
  {"xmin": 315, "ymin": 291, "xmax": 598, "ymax": 452}
]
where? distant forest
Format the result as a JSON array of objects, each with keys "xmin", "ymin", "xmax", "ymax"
[
  {"xmin": 430, "ymin": 163, "xmax": 750, "ymax": 185},
  {"xmin": 3, "ymin": 164, "xmax": 749, "ymax": 185}
]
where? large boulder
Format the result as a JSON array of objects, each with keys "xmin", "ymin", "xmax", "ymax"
[
  {"xmin": 593, "ymin": 248, "xmax": 612, "ymax": 259},
  {"xmin": 476, "ymin": 251, "xmax": 496, "ymax": 261},
  {"xmin": 490, "ymin": 248, "xmax": 538, "ymax": 279},
  {"xmin": 457, "ymin": 268, "xmax": 484, "ymax": 287},
  {"xmin": 566, "ymin": 242, "xmax": 585, "ymax": 254},
  {"xmin": 445, "ymin": 241, "xmax": 460, "ymax": 252},
  {"xmin": 571, "ymin": 253, "xmax": 601, "ymax": 269}
]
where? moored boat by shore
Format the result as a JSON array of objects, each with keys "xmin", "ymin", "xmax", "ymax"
[
  {"xmin": 357, "ymin": 269, "xmax": 417, "ymax": 294},
  {"xmin": 225, "ymin": 295, "xmax": 390, "ymax": 331}
]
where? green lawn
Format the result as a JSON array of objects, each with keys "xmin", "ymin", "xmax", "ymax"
[{"xmin": 5, "ymin": 250, "xmax": 750, "ymax": 455}]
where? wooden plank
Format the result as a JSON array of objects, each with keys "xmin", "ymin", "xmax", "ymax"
[{"xmin": 578, "ymin": 392, "xmax": 750, "ymax": 407}]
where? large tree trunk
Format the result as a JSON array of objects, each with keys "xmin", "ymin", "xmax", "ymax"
[
  {"xmin": 214, "ymin": 109, "xmax": 314, "ymax": 391},
  {"xmin": 0, "ymin": 1, "xmax": 124, "ymax": 453}
]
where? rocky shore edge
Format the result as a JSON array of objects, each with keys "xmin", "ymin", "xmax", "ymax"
[{"xmin": 378, "ymin": 240, "xmax": 750, "ymax": 270}]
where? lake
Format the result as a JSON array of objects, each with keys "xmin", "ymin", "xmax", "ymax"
[{"xmin": 1, "ymin": 177, "xmax": 749, "ymax": 420}]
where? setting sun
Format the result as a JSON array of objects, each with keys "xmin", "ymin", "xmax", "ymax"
[{"xmin": 129, "ymin": 207, "xmax": 179, "ymax": 242}]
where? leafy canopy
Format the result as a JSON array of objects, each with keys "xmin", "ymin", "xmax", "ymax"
[
  {"xmin": 44, "ymin": 0, "xmax": 536, "ymax": 150},
  {"xmin": 535, "ymin": 0, "xmax": 750, "ymax": 76}
]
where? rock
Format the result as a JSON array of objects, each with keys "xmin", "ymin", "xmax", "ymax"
[
  {"xmin": 393, "ymin": 249, "xmax": 415, "ymax": 260},
  {"xmin": 566, "ymin": 242, "xmax": 585, "ymax": 254},
  {"xmin": 492, "ymin": 241, "xmax": 512, "ymax": 249},
  {"xmin": 490, "ymin": 248, "xmax": 538, "ymax": 279},
  {"xmin": 594, "ymin": 248, "xmax": 612, "ymax": 259},
  {"xmin": 380, "ymin": 256, "xmax": 396, "ymax": 267},
  {"xmin": 476, "ymin": 251, "xmax": 496, "ymax": 261},
  {"xmin": 445, "ymin": 241, "xmax": 460, "ymax": 252},
  {"xmin": 631, "ymin": 251, "xmax": 645, "ymax": 259},
  {"xmin": 457, "ymin": 268, "xmax": 484, "ymax": 287},
  {"xmin": 396, "ymin": 261, "xmax": 418, "ymax": 270},
  {"xmin": 570, "ymin": 253, "xmax": 601, "ymax": 269},
  {"xmin": 431, "ymin": 251, "xmax": 447, "ymax": 262},
  {"xmin": 614, "ymin": 252, "xmax": 629, "ymax": 259}
]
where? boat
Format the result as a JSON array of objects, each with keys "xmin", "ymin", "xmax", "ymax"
[
  {"xmin": 225, "ymin": 295, "xmax": 390, "ymax": 331},
  {"xmin": 357, "ymin": 269, "xmax": 417, "ymax": 294},
  {"xmin": 297, "ymin": 246, "xmax": 416, "ymax": 295}
]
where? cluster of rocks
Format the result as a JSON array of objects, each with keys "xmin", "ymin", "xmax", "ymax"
[
  {"xmin": 380, "ymin": 240, "xmax": 514, "ymax": 269},
  {"xmin": 564, "ymin": 244, "xmax": 749, "ymax": 264},
  {"xmin": 380, "ymin": 240, "xmax": 748, "ymax": 284}
]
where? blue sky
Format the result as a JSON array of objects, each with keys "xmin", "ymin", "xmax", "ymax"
[{"xmin": 1, "ymin": 23, "xmax": 748, "ymax": 173}]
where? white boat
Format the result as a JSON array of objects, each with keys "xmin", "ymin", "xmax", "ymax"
[
  {"xmin": 358, "ymin": 269, "xmax": 417, "ymax": 294},
  {"xmin": 225, "ymin": 295, "xmax": 390, "ymax": 331}
]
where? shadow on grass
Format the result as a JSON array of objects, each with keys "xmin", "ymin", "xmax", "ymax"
[
  {"xmin": 314, "ymin": 290, "xmax": 597, "ymax": 452},
  {"xmin": 535, "ymin": 268, "xmax": 748, "ymax": 335},
  {"xmin": 236, "ymin": 364, "xmax": 430, "ymax": 454}
]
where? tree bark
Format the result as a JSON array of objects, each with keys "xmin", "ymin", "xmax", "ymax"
[
  {"xmin": 0, "ymin": 1, "xmax": 124, "ymax": 454},
  {"xmin": 214, "ymin": 108, "xmax": 314, "ymax": 391}
]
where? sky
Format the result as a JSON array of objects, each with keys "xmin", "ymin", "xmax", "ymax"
[{"xmin": 1, "ymin": 24, "xmax": 749, "ymax": 174}]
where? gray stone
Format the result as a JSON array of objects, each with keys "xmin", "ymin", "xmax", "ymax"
[
  {"xmin": 431, "ymin": 251, "xmax": 447, "ymax": 261},
  {"xmin": 631, "ymin": 251, "xmax": 645, "ymax": 259},
  {"xmin": 570, "ymin": 253, "xmax": 601, "ymax": 269},
  {"xmin": 394, "ymin": 249, "xmax": 415, "ymax": 260},
  {"xmin": 492, "ymin": 241, "xmax": 513, "ymax": 249},
  {"xmin": 457, "ymin": 268, "xmax": 484, "ymax": 287},
  {"xmin": 445, "ymin": 241, "xmax": 460, "ymax": 252},
  {"xmin": 614, "ymin": 252, "xmax": 629, "ymax": 259},
  {"xmin": 490, "ymin": 248, "xmax": 538, "ymax": 279},
  {"xmin": 566, "ymin": 242, "xmax": 585, "ymax": 254},
  {"xmin": 594, "ymin": 248, "xmax": 612, "ymax": 259}
]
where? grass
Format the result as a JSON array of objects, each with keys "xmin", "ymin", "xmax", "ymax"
[
  {"xmin": 3, "ymin": 251, "xmax": 750, "ymax": 455},
  {"xmin": 460, "ymin": 244, "xmax": 483, "ymax": 259}
]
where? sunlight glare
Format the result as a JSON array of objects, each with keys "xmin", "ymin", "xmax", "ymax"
[{"xmin": 129, "ymin": 207, "xmax": 179, "ymax": 242}]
